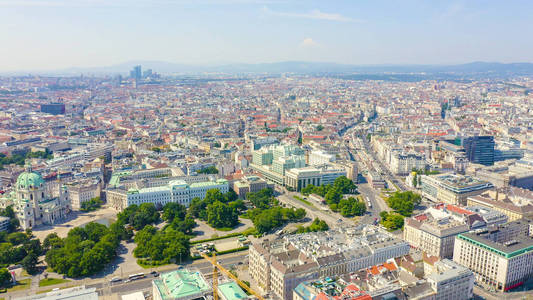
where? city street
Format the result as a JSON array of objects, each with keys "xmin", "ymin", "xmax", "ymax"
[{"xmin": 1, "ymin": 252, "xmax": 248, "ymax": 299}]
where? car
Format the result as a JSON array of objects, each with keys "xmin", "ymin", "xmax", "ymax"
[
  {"xmin": 52, "ymin": 288, "xmax": 60, "ymax": 291},
  {"xmin": 110, "ymin": 277, "xmax": 121, "ymax": 283},
  {"xmin": 124, "ymin": 279, "xmax": 131, "ymax": 283},
  {"xmin": 238, "ymin": 261, "xmax": 244, "ymax": 265}
]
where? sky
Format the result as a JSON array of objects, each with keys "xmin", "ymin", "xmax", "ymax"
[{"xmin": 1, "ymin": 0, "xmax": 533, "ymax": 71}]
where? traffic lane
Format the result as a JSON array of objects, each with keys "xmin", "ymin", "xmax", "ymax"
[
  {"xmin": 93, "ymin": 255, "xmax": 248, "ymax": 291},
  {"xmin": 277, "ymin": 194, "xmax": 339, "ymax": 226}
]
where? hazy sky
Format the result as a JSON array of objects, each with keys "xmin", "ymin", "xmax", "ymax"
[{"xmin": 1, "ymin": 0, "xmax": 532, "ymax": 71}]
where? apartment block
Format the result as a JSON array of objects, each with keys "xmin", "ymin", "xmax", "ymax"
[
  {"xmin": 453, "ymin": 220, "xmax": 533, "ymax": 292},
  {"xmin": 249, "ymin": 225, "xmax": 409, "ymax": 300}
]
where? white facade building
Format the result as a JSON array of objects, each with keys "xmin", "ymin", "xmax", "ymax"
[
  {"xmin": 107, "ymin": 178, "xmax": 229, "ymax": 210},
  {"xmin": 390, "ymin": 152, "xmax": 426, "ymax": 175},
  {"xmin": 308, "ymin": 150, "xmax": 336, "ymax": 166},
  {"xmin": 427, "ymin": 259, "xmax": 474, "ymax": 300},
  {"xmin": 453, "ymin": 220, "xmax": 533, "ymax": 292}
]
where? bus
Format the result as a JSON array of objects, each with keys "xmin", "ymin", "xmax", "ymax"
[{"xmin": 129, "ymin": 273, "xmax": 145, "ymax": 280}]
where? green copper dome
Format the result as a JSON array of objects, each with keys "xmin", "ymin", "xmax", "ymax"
[{"xmin": 16, "ymin": 171, "xmax": 45, "ymax": 190}]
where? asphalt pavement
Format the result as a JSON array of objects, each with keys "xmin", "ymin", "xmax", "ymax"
[{"xmin": 94, "ymin": 254, "xmax": 248, "ymax": 297}]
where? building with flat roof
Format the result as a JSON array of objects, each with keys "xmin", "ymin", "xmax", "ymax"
[
  {"xmin": 152, "ymin": 268, "xmax": 211, "ymax": 300},
  {"xmin": 251, "ymin": 144, "xmax": 306, "ymax": 185},
  {"xmin": 463, "ymin": 136, "xmax": 495, "ymax": 166},
  {"xmin": 308, "ymin": 150, "xmax": 336, "ymax": 166},
  {"xmin": 420, "ymin": 174, "xmax": 493, "ymax": 205},
  {"xmin": 453, "ymin": 219, "xmax": 533, "ymax": 292},
  {"xmin": 404, "ymin": 204, "xmax": 481, "ymax": 258},
  {"xmin": 426, "ymin": 259, "xmax": 474, "ymax": 300},
  {"xmin": 249, "ymin": 225, "xmax": 409, "ymax": 300},
  {"xmin": 474, "ymin": 159, "xmax": 533, "ymax": 189},
  {"xmin": 232, "ymin": 175, "xmax": 272, "ymax": 199}
]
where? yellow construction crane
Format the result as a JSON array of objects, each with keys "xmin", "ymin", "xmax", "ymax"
[{"xmin": 200, "ymin": 252, "xmax": 264, "ymax": 300}]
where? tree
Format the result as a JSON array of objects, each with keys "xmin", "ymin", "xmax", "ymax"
[
  {"xmin": 162, "ymin": 202, "xmax": 187, "ymax": 222},
  {"xmin": 204, "ymin": 189, "xmax": 225, "ymax": 204},
  {"xmin": 325, "ymin": 188, "xmax": 342, "ymax": 205},
  {"xmin": 412, "ymin": 173, "xmax": 418, "ymax": 187},
  {"xmin": 206, "ymin": 201, "xmax": 238, "ymax": 229},
  {"xmin": 386, "ymin": 191, "xmax": 421, "ymax": 217},
  {"xmin": 81, "ymin": 197, "xmax": 103, "ymax": 212},
  {"xmin": 197, "ymin": 166, "xmax": 218, "ymax": 174},
  {"xmin": 251, "ymin": 207, "xmax": 306, "ymax": 234},
  {"xmin": 134, "ymin": 226, "xmax": 190, "ymax": 265},
  {"xmin": 21, "ymin": 252, "xmax": 39, "ymax": 275},
  {"xmin": 301, "ymin": 184, "xmax": 316, "ymax": 196},
  {"xmin": 130, "ymin": 203, "xmax": 160, "ymax": 230},
  {"xmin": 338, "ymin": 197, "xmax": 366, "ymax": 217},
  {"xmin": 333, "ymin": 176, "xmax": 357, "ymax": 194},
  {"xmin": 379, "ymin": 212, "xmax": 404, "ymax": 231},
  {"xmin": 0, "ymin": 268, "xmax": 11, "ymax": 287},
  {"xmin": 45, "ymin": 220, "xmax": 125, "ymax": 278},
  {"xmin": 23, "ymin": 239, "xmax": 42, "ymax": 255},
  {"xmin": 7, "ymin": 232, "xmax": 29, "ymax": 246},
  {"xmin": 247, "ymin": 188, "xmax": 273, "ymax": 209},
  {"xmin": 297, "ymin": 218, "xmax": 329, "ymax": 233},
  {"xmin": 316, "ymin": 125, "xmax": 324, "ymax": 131},
  {"xmin": 187, "ymin": 197, "xmax": 205, "ymax": 219},
  {"xmin": 170, "ymin": 215, "xmax": 196, "ymax": 235},
  {"xmin": 224, "ymin": 189, "xmax": 238, "ymax": 203}
]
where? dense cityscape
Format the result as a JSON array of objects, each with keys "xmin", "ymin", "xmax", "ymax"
[
  {"xmin": 0, "ymin": 65, "xmax": 531, "ymax": 300},
  {"xmin": 2, "ymin": 1, "xmax": 533, "ymax": 299}
]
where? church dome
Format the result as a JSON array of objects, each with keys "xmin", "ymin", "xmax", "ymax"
[{"xmin": 16, "ymin": 171, "xmax": 45, "ymax": 190}]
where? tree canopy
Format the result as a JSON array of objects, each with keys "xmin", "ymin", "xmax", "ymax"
[
  {"xmin": 188, "ymin": 189, "xmax": 243, "ymax": 230},
  {"xmin": 0, "ymin": 268, "xmax": 11, "ymax": 287},
  {"xmin": 45, "ymin": 221, "xmax": 130, "ymax": 277},
  {"xmin": 134, "ymin": 225, "xmax": 190, "ymax": 265},
  {"xmin": 247, "ymin": 206, "xmax": 306, "ymax": 234},
  {"xmin": 206, "ymin": 201, "xmax": 239, "ymax": 229},
  {"xmin": 80, "ymin": 197, "xmax": 103, "ymax": 212},
  {"xmin": 386, "ymin": 191, "xmax": 421, "ymax": 217},
  {"xmin": 296, "ymin": 218, "xmax": 329, "ymax": 234},
  {"xmin": 197, "ymin": 166, "xmax": 218, "ymax": 174},
  {"xmin": 379, "ymin": 211, "xmax": 404, "ymax": 231},
  {"xmin": 117, "ymin": 203, "xmax": 160, "ymax": 230},
  {"xmin": 338, "ymin": 197, "xmax": 366, "ymax": 217}
]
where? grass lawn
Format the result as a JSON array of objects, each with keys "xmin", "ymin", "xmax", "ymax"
[
  {"xmin": 137, "ymin": 259, "xmax": 171, "ymax": 269},
  {"xmin": 214, "ymin": 227, "xmax": 234, "ymax": 232},
  {"xmin": 39, "ymin": 278, "xmax": 71, "ymax": 287},
  {"xmin": 293, "ymin": 195, "xmax": 316, "ymax": 208},
  {"xmin": 6, "ymin": 278, "xmax": 31, "ymax": 292}
]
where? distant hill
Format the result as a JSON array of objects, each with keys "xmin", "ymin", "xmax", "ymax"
[{"xmin": 4, "ymin": 61, "xmax": 533, "ymax": 76}]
